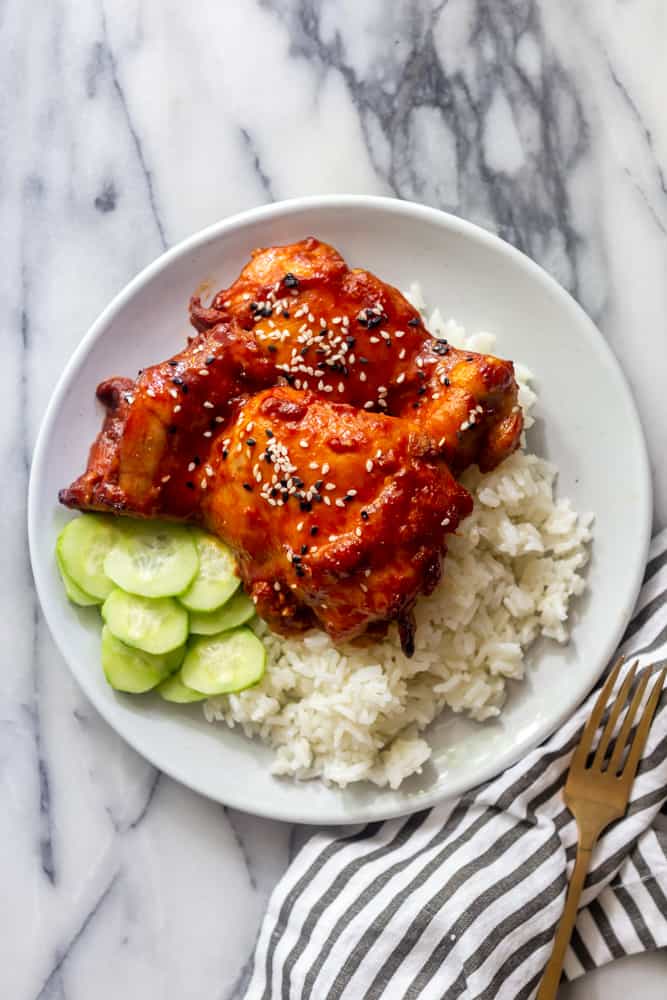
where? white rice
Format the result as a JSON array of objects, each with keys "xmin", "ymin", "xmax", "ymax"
[{"xmin": 204, "ymin": 287, "xmax": 593, "ymax": 789}]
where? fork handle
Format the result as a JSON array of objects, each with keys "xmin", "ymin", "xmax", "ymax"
[{"xmin": 536, "ymin": 845, "xmax": 592, "ymax": 999}]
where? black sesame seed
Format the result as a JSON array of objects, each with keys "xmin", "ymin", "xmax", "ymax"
[
  {"xmin": 292, "ymin": 554, "xmax": 301, "ymax": 563},
  {"xmin": 300, "ymin": 544, "xmax": 308, "ymax": 555},
  {"xmin": 172, "ymin": 377, "xmax": 184, "ymax": 386},
  {"xmin": 264, "ymin": 452, "xmax": 273, "ymax": 463},
  {"xmin": 412, "ymin": 402, "xmax": 420, "ymax": 410},
  {"xmin": 443, "ymin": 377, "xmax": 451, "ymax": 387},
  {"xmin": 300, "ymin": 346, "xmax": 309, "ymax": 356},
  {"xmin": 313, "ymin": 494, "xmax": 323, "ymax": 503},
  {"xmin": 186, "ymin": 480, "xmax": 195, "ymax": 489},
  {"xmin": 243, "ymin": 483, "xmax": 253, "ymax": 492},
  {"xmin": 295, "ymin": 565, "xmax": 305, "ymax": 578},
  {"xmin": 280, "ymin": 479, "xmax": 288, "ymax": 488},
  {"xmin": 345, "ymin": 336, "xmax": 356, "ymax": 347},
  {"xmin": 282, "ymin": 310, "xmax": 290, "ymax": 318},
  {"xmin": 344, "ymin": 494, "xmax": 354, "ymax": 503},
  {"xmin": 167, "ymin": 360, "xmax": 179, "ymax": 367},
  {"xmin": 318, "ymin": 329, "xmax": 328, "ymax": 338},
  {"xmin": 267, "ymin": 344, "xmax": 278, "ymax": 353},
  {"xmin": 418, "ymin": 370, "xmax": 426, "ymax": 380},
  {"xmin": 466, "ymin": 355, "xmax": 474, "ymax": 361},
  {"xmin": 168, "ymin": 425, "xmax": 177, "ymax": 434},
  {"xmin": 408, "ymin": 317, "xmax": 420, "ymax": 327},
  {"xmin": 359, "ymin": 356, "xmax": 369, "ymax": 364},
  {"xmin": 270, "ymin": 487, "xmax": 278, "ymax": 498},
  {"xmin": 314, "ymin": 479, "xmax": 324, "ymax": 490},
  {"xmin": 222, "ymin": 449, "xmax": 228, "ymax": 459},
  {"xmin": 283, "ymin": 272, "xmax": 299, "ymax": 289},
  {"xmin": 193, "ymin": 456, "xmax": 201, "ymax": 466},
  {"xmin": 361, "ymin": 510, "xmax": 369, "ymax": 520},
  {"xmin": 246, "ymin": 438, "xmax": 256, "ymax": 446},
  {"xmin": 205, "ymin": 355, "xmax": 216, "ymax": 365},
  {"xmin": 266, "ymin": 429, "xmax": 274, "ymax": 437},
  {"xmin": 299, "ymin": 500, "xmax": 312, "ymax": 512},
  {"xmin": 181, "ymin": 384, "xmax": 189, "ymax": 394},
  {"xmin": 384, "ymin": 337, "xmax": 392, "ymax": 348},
  {"xmin": 310, "ymin": 525, "xmax": 319, "ymax": 536},
  {"xmin": 418, "ymin": 386, "xmax": 427, "ymax": 396},
  {"xmin": 293, "ymin": 477, "xmax": 304, "ymax": 488},
  {"xmin": 431, "ymin": 341, "xmax": 449, "ymax": 356}
]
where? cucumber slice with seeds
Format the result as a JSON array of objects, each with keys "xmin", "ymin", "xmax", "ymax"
[
  {"xmin": 56, "ymin": 542, "xmax": 100, "ymax": 606},
  {"xmin": 102, "ymin": 589, "xmax": 188, "ymax": 655},
  {"xmin": 157, "ymin": 671, "xmax": 207, "ymax": 703},
  {"xmin": 178, "ymin": 532, "xmax": 240, "ymax": 612},
  {"xmin": 181, "ymin": 628, "xmax": 266, "ymax": 695},
  {"xmin": 58, "ymin": 515, "xmax": 117, "ymax": 600},
  {"xmin": 189, "ymin": 590, "xmax": 255, "ymax": 635},
  {"xmin": 104, "ymin": 521, "xmax": 198, "ymax": 598},
  {"xmin": 101, "ymin": 626, "xmax": 180, "ymax": 693}
]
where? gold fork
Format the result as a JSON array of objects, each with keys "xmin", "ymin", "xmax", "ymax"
[{"xmin": 537, "ymin": 656, "xmax": 666, "ymax": 999}]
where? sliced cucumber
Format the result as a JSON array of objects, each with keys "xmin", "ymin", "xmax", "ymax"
[
  {"xmin": 58, "ymin": 515, "xmax": 117, "ymax": 600},
  {"xmin": 157, "ymin": 671, "xmax": 207, "ymax": 704},
  {"xmin": 104, "ymin": 521, "xmax": 199, "ymax": 598},
  {"xmin": 189, "ymin": 590, "xmax": 255, "ymax": 635},
  {"xmin": 181, "ymin": 628, "xmax": 266, "ymax": 695},
  {"xmin": 101, "ymin": 626, "xmax": 178, "ymax": 693},
  {"xmin": 55, "ymin": 543, "xmax": 100, "ymax": 607},
  {"xmin": 102, "ymin": 589, "xmax": 188, "ymax": 655},
  {"xmin": 178, "ymin": 531, "xmax": 240, "ymax": 612}
]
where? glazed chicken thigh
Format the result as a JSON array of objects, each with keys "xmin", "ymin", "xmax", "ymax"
[{"xmin": 203, "ymin": 387, "xmax": 472, "ymax": 649}]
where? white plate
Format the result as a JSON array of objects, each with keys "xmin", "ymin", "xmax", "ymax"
[{"xmin": 28, "ymin": 196, "xmax": 651, "ymax": 825}]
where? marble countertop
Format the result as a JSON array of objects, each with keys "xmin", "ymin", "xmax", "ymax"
[{"xmin": 4, "ymin": 1, "xmax": 666, "ymax": 997}]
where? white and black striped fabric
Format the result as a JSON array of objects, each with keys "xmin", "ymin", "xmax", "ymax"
[{"xmin": 245, "ymin": 529, "xmax": 667, "ymax": 1000}]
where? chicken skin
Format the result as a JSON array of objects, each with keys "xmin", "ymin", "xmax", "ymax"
[
  {"xmin": 202, "ymin": 387, "xmax": 473, "ymax": 649},
  {"xmin": 60, "ymin": 238, "xmax": 522, "ymax": 652},
  {"xmin": 190, "ymin": 238, "xmax": 522, "ymax": 473}
]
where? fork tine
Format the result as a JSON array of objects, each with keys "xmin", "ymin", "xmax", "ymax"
[
  {"xmin": 571, "ymin": 656, "xmax": 624, "ymax": 771},
  {"xmin": 592, "ymin": 661, "xmax": 638, "ymax": 770},
  {"xmin": 616, "ymin": 668, "xmax": 667, "ymax": 784},
  {"xmin": 607, "ymin": 667, "xmax": 653, "ymax": 774}
]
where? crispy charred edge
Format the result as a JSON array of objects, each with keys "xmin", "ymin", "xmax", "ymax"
[{"xmin": 58, "ymin": 377, "xmax": 135, "ymax": 513}]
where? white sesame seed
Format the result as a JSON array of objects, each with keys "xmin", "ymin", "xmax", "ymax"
[
  {"xmin": 309, "ymin": 461, "xmax": 319, "ymax": 469},
  {"xmin": 198, "ymin": 369, "xmax": 210, "ymax": 376},
  {"xmin": 328, "ymin": 534, "xmax": 337, "ymax": 541},
  {"xmin": 320, "ymin": 317, "xmax": 327, "ymax": 328},
  {"xmin": 146, "ymin": 388, "xmax": 156, "ymax": 398},
  {"xmin": 355, "ymin": 527, "xmax": 362, "ymax": 537},
  {"xmin": 396, "ymin": 373, "xmax": 405, "ymax": 384},
  {"xmin": 215, "ymin": 416, "xmax": 224, "ymax": 423},
  {"xmin": 366, "ymin": 459, "xmax": 373, "ymax": 472},
  {"xmin": 201, "ymin": 478, "xmax": 208, "ymax": 489},
  {"xmin": 324, "ymin": 496, "xmax": 331, "ymax": 505},
  {"xmin": 223, "ymin": 299, "xmax": 231, "ymax": 307},
  {"xmin": 360, "ymin": 583, "xmax": 368, "ymax": 593},
  {"xmin": 188, "ymin": 462, "xmax": 195, "ymax": 472},
  {"xmin": 321, "ymin": 463, "xmax": 330, "ymax": 475},
  {"xmin": 335, "ymin": 498, "xmax": 344, "ymax": 508},
  {"xmin": 173, "ymin": 405, "xmax": 182, "ymax": 413},
  {"xmin": 205, "ymin": 464, "xmax": 214, "ymax": 476},
  {"xmin": 348, "ymin": 353, "xmax": 356, "ymax": 364},
  {"xmin": 376, "ymin": 450, "xmax": 382, "ymax": 458},
  {"xmin": 364, "ymin": 568, "xmax": 371, "ymax": 577},
  {"xmin": 325, "ymin": 482, "xmax": 336, "ymax": 491},
  {"xmin": 347, "ymin": 489, "xmax": 357, "ymax": 496},
  {"xmin": 360, "ymin": 372, "xmax": 367, "ymax": 382},
  {"xmin": 169, "ymin": 388, "xmax": 178, "ymax": 399},
  {"xmin": 296, "ymin": 521, "xmax": 303, "ymax": 531},
  {"xmin": 441, "ymin": 517, "xmax": 451, "ymax": 527},
  {"xmin": 369, "ymin": 336, "xmax": 379, "ymax": 344},
  {"xmin": 308, "ymin": 313, "xmax": 315, "ymax": 323},
  {"xmin": 380, "ymin": 330, "xmax": 390, "ymax": 341},
  {"xmin": 460, "ymin": 421, "xmax": 469, "ymax": 431},
  {"xmin": 332, "ymin": 317, "xmax": 341, "ymax": 325},
  {"xmin": 299, "ymin": 438, "xmax": 309, "ymax": 448},
  {"xmin": 416, "ymin": 358, "xmax": 423, "ymax": 368},
  {"xmin": 438, "ymin": 437, "xmax": 446, "ymax": 447},
  {"xmin": 399, "ymin": 348, "xmax": 406, "ymax": 360},
  {"xmin": 338, "ymin": 381, "xmax": 345, "ymax": 393},
  {"xmin": 364, "ymin": 401, "xmax": 374, "ymax": 409},
  {"xmin": 203, "ymin": 401, "xmax": 214, "ymax": 409},
  {"xmin": 274, "ymin": 581, "xmax": 281, "ymax": 592},
  {"xmin": 203, "ymin": 430, "xmax": 212, "ymax": 437},
  {"xmin": 395, "ymin": 330, "xmax": 405, "ymax": 338},
  {"xmin": 161, "ymin": 475, "xmax": 170, "ymax": 483},
  {"xmin": 242, "ymin": 293, "xmax": 251, "ymax": 301}
]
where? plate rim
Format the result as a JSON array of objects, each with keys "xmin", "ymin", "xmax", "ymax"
[{"xmin": 27, "ymin": 194, "xmax": 653, "ymax": 824}]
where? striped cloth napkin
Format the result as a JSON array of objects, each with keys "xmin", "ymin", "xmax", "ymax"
[{"xmin": 245, "ymin": 528, "xmax": 667, "ymax": 1000}]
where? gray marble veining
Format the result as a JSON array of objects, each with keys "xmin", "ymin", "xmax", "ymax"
[{"xmin": 2, "ymin": 1, "xmax": 666, "ymax": 997}]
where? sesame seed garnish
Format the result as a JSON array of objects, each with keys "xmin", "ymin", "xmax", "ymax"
[
  {"xmin": 203, "ymin": 401, "xmax": 214, "ymax": 409},
  {"xmin": 299, "ymin": 438, "xmax": 309, "ymax": 448},
  {"xmin": 215, "ymin": 415, "xmax": 224, "ymax": 423},
  {"xmin": 361, "ymin": 510, "xmax": 369, "ymax": 520},
  {"xmin": 416, "ymin": 358, "xmax": 423, "ymax": 368},
  {"xmin": 325, "ymin": 482, "xmax": 336, "ymax": 491},
  {"xmin": 161, "ymin": 475, "xmax": 171, "ymax": 483},
  {"xmin": 360, "ymin": 583, "xmax": 368, "ymax": 593},
  {"xmin": 363, "ymin": 401, "xmax": 374, "ymax": 409},
  {"xmin": 198, "ymin": 369, "xmax": 210, "ymax": 376},
  {"xmin": 203, "ymin": 430, "xmax": 212, "ymax": 437},
  {"xmin": 146, "ymin": 388, "xmax": 156, "ymax": 398},
  {"xmin": 169, "ymin": 388, "xmax": 178, "ymax": 399},
  {"xmin": 334, "ymin": 498, "xmax": 344, "ymax": 508},
  {"xmin": 310, "ymin": 525, "xmax": 319, "ymax": 536},
  {"xmin": 205, "ymin": 464, "xmax": 214, "ymax": 476},
  {"xmin": 296, "ymin": 521, "xmax": 303, "ymax": 531},
  {"xmin": 369, "ymin": 336, "xmax": 379, "ymax": 344},
  {"xmin": 366, "ymin": 459, "xmax": 373, "ymax": 472},
  {"xmin": 364, "ymin": 568, "xmax": 371, "ymax": 576},
  {"xmin": 328, "ymin": 534, "xmax": 337, "ymax": 542},
  {"xmin": 399, "ymin": 348, "xmax": 406, "ymax": 360},
  {"xmin": 355, "ymin": 527, "xmax": 362, "ymax": 537},
  {"xmin": 395, "ymin": 330, "xmax": 405, "ymax": 339},
  {"xmin": 201, "ymin": 478, "xmax": 208, "ymax": 489},
  {"xmin": 188, "ymin": 461, "xmax": 196, "ymax": 472},
  {"xmin": 396, "ymin": 373, "xmax": 405, "ymax": 384},
  {"xmin": 347, "ymin": 489, "xmax": 357, "ymax": 497},
  {"xmin": 441, "ymin": 517, "xmax": 451, "ymax": 526},
  {"xmin": 242, "ymin": 483, "xmax": 252, "ymax": 492},
  {"xmin": 321, "ymin": 462, "xmax": 330, "ymax": 475},
  {"xmin": 338, "ymin": 381, "xmax": 345, "ymax": 393},
  {"xmin": 274, "ymin": 581, "xmax": 281, "ymax": 592},
  {"xmin": 173, "ymin": 405, "xmax": 182, "ymax": 413},
  {"xmin": 360, "ymin": 372, "xmax": 367, "ymax": 382}
]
